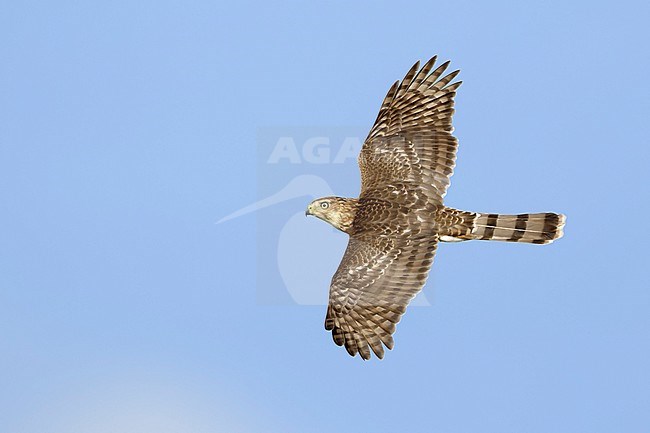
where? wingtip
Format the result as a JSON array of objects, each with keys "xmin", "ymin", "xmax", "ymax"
[{"xmin": 426, "ymin": 55, "xmax": 438, "ymax": 65}]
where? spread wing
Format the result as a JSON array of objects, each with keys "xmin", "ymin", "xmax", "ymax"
[
  {"xmin": 323, "ymin": 58, "xmax": 460, "ymax": 359},
  {"xmin": 359, "ymin": 57, "xmax": 462, "ymax": 204},
  {"xmin": 325, "ymin": 235, "xmax": 438, "ymax": 360}
]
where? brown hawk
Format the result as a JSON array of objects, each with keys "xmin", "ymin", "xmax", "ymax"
[{"xmin": 305, "ymin": 56, "xmax": 565, "ymax": 360}]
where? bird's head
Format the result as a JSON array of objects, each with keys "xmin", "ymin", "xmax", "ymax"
[{"xmin": 306, "ymin": 196, "xmax": 358, "ymax": 233}]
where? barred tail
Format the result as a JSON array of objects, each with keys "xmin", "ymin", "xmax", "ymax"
[{"xmin": 471, "ymin": 212, "xmax": 566, "ymax": 244}]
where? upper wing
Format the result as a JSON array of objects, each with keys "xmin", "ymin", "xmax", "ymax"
[
  {"xmin": 359, "ymin": 57, "xmax": 462, "ymax": 204},
  {"xmin": 325, "ymin": 234, "xmax": 438, "ymax": 360}
]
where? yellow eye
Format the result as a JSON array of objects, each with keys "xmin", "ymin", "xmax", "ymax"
[{"xmin": 320, "ymin": 202, "xmax": 329, "ymax": 209}]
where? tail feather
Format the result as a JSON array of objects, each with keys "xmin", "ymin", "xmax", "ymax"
[{"xmin": 472, "ymin": 212, "xmax": 566, "ymax": 244}]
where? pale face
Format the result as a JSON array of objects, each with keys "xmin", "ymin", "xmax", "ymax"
[
  {"xmin": 305, "ymin": 196, "xmax": 357, "ymax": 233},
  {"xmin": 305, "ymin": 197, "xmax": 336, "ymax": 220}
]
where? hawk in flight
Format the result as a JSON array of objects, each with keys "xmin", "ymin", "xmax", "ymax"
[{"xmin": 306, "ymin": 56, "xmax": 566, "ymax": 360}]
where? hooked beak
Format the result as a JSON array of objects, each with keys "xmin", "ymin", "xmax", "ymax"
[{"xmin": 305, "ymin": 203, "xmax": 315, "ymax": 217}]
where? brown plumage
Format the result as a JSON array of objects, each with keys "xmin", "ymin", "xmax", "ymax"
[{"xmin": 306, "ymin": 56, "xmax": 566, "ymax": 360}]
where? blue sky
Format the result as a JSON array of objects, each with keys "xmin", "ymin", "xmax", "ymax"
[{"xmin": 1, "ymin": 1, "xmax": 649, "ymax": 432}]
